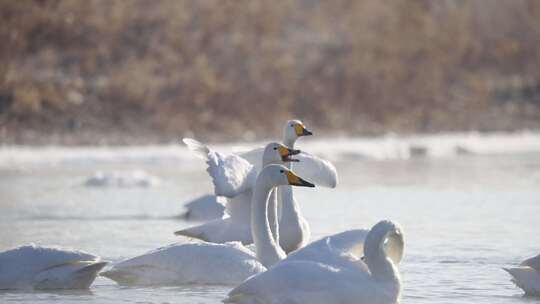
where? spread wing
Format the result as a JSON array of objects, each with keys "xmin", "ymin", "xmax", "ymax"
[
  {"xmin": 184, "ymin": 138, "xmax": 257, "ymax": 197},
  {"xmin": 238, "ymin": 147, "xmax": 338, "ymax": 188},
  {"xmin": 291, "ymin": 152, "xmax": 338, "ymax": 188}
]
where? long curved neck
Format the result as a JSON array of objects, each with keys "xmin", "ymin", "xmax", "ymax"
[
  {"xmin": 364, "ymin": 232, "xmax": 400, "ymax": 283},
  {"xmin": 267, "ymin": 188, "xmax": 279, "ymax": 244},
  {"xmin": 278, "ymin": 184, "xmax": 301, "ymax": 224},
  {"xmin": 283, "ymin": 135, "xmax": 297, "ymax": 150},
  {"xmin": 251, "ymin": 178, "xmax": 286, "ymax": 268}
]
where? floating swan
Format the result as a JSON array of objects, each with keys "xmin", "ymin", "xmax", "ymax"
[
  {"xmin": 0, "ymin": 244, "xmax": 106, "ymax": 290},
  {"xmin": 175, "ymin": 141, "xmax": 300, "ymax": 244},
  {"xmin": 224, "ymin": 220, "xmax": 404, "ymax": 304},
  {"xmin": 504, "ymin": 254, "xmax": 540, "ymax": 296},
  {"xmin": 101, "ymin": 163, "xmax": 315, "ymax": 286},
  {"xmin": 179, "ymin": 120, "xmax": 337, "ymax": 253},
  {"xmin": 179, "ymin": 194, "xmax": 226, "ymax": 221},
  {"xmin": 238, "ymin": 120, "xmax": 337, "ymax": 253}
]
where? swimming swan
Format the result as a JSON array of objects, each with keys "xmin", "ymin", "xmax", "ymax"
[
  {"xmin": 175, "ymin": 141, "xmax": 300, "ymax": 244},
  {"xmin": 224, "ymin": 220, "xmax": 404, "ymax": 304},
  {"xmin": 180, "ymin": 120, "xmax": 337, "ymax": 253},
  {"xmin": 239, "ymin": 120, "xmax": 337, "ymax": 253},
  {"xmin": 504, "ymin": 254, "xmax": 540, "ymax": 296},
  {"xmin": 101, "ymin": 164, "xmax": 315, "ymax": 286},
  {"xmin": 0, "ymin": 244, "xmax": 106, "ymax": 290}
]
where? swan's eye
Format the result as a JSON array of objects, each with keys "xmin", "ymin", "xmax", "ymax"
[
  {"xmin": 280, "ymin": 170, "xmax": 284, "ymax": 173},
  {"xmin": 273, "ymin": 147, "xmax": 277, "ymax": 150},
  {"xmin": 290, "ymin": 124, "xmax": 294, "ymax": 127}
]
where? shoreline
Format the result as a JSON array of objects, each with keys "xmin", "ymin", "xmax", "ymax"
[{"xmin": 2, "ymin": 130, "xmax": 540, "ymax": 169}]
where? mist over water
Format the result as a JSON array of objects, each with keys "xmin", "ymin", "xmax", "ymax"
[{"xmin": 1, "ymin": 134, "xmax": 540, "ymax": 303}]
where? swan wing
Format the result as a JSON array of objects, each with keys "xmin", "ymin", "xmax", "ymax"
[
  {"xmin": 174, "ymin": 217, "xmax": 252, "ymax": 244},
  {"xmin": 236, "ymin": 147, "xmax": 264, "ymax": 170},
  {"xmin": 184, "ymin": 138, "xmax": 256, "ymax": 197},
  {"xmin": 181, "ymin": 194, "xmax": 225, "ymax": 221},
  {"xmin": 0, "ymin": 244, "xmax": 102, "ymax": 289},
  {"xmin": 225, "ymin": 260, "xmax": 372, "ymax": 304},
  {"xmin": 284, "ymin": 229, "xmax": 369, "ymax": 271},
  {"xmin": 225, "ymin": 190, "xmax": 253, "ymax": 221},
  {"xmin": 238, "ymin": 147, "xmax": 338, "ymax": 188},
  {"xmin": 291, "ymin": 152, "xmax": 338, "ymax": 188},
  {"xmin": 102, "ymin": 242, "xmax": 264, "ymax": 286}
]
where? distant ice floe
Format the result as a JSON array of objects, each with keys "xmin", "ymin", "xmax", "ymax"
[
  {"xmin": 84, "ymin": 170, "xmax": 161, "ymax": 188},
  {"xmin": 1, "ymin": 131, "xmax": 540, "ymax": 169},
  {"xmin": 178, "ymin": 194, "xmax": 226, "ymax": 221}
]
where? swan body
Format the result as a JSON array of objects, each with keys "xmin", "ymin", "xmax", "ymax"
[
  {"xmin": 180, "ymin": 194, "xmax": 226, "ymax": 221},
  {"xmin": 176, "ymin": 141, "xmax": 296, "ymax": 245},
  {"xmin": 103, "ymin": 164, "xmax": 314, "ymax": 286},
  {"xmin": 239, "ymin": 120, "xmax": 337, "ymax": 253},
  {"xmin": 0, "ymin": 244, "xmax": 106, "ymax": 290},
  {"xmin": 180, "ymin": 120, "xmax": 336, "ymax": 253},
  {"xmin": 101, "ymin": 242, "xmax": 264, "ymax": 285},
  {"xmin": 284, "ymin": 229, "xmax": 369, "ymax": 268},
  {"xmin": 225, "ymin": 220, "xmax": 404, "ymax": 304},
  {"xmin": 504, "ymin": 254, "xmax": 540, "ymax": 296}
]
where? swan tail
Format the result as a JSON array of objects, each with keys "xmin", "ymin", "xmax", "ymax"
[
  {"xmin": 174, "ymin": 226, "xmax": 210, "ymax": 242},
  {"xmin": 34, "ymin": 261, "xmax": 107, "ymax": 289},
  {"xmin": 71, "ymin": 261, "xmax": 107, "ymax": 288},
  {"xmin": 503, "ymin": 267, "xmax": 540, "ymax": 296},
  {"xmin": 77, "ymin": 261, "xmax": 108, "ymax": 274},
  {"xmin": 183, "ymin": 138, "xmax": 210, "ymax": 160}
]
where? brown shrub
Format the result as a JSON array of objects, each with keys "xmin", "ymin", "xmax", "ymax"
[{"xmin": 0, "ymin": 0, "xmax": 539, "ymax": 144}]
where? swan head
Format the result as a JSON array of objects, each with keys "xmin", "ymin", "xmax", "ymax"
[
  {"xmin": 258, "ymin": 164, "xmax": 315, "ymax": 188},
  {"xmin": 283, "ymin": 120, "xmax": 312, "ymax": 146},
  {"xmin": 262, "ymin": 142, "xmax": 301, "ymax": 166},
  {"xmin": 364, "ymin": 220, "xmax": 404, "ymax": 267}
]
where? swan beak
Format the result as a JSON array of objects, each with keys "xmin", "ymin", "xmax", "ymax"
[
  {"xmin": 278, "ymin": 145, "xmax": 301, "ymax": 162},
  {"xmin": 294, "ymin": 123, "xmax": 313, "ymax": 137},
  {"xmin": 285, "ymin": 170, "xmax": 315, "ymax": 187}
]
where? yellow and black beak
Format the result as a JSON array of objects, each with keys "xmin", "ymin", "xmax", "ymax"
[
  {"xmin": 277, "ymin": 145, "xmax": 301, "ymax": 162},
  {"xmin": 294, "ymin": 123, "xmax": 313, "ymax": 137},
  {"xmin": 285, "ymin": 170, "xmax": 315, "ymax": 187}
]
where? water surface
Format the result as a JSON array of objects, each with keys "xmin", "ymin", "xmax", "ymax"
[{"xmin": 1, "ymin": 143, "xmax": 539, "ymax": 303}]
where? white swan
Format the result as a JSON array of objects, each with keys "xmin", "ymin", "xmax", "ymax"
[
  {"xmin": 179, "ymin": 194, "xmax": 226, "ymax": 221},
  {"xmin": 0, "ymin": 244, "xmax": 106, "ymax": 290},
  {"xmin": 224, "ymin": 220, "xmax": 404, "ymax": 304},
  {"xmin": 101, "ymin": 164, "xmax": 315, "ymax": 286},
  {"xmin": 239, "ymin": 120, "xmax": 337, "ymax": 253},
  {"xmin": 180, "ymin": 120, "xmax": 337, "ymax": 253},
  {"xmin": 504, "ymin": 254, "xmax": 540, "ymax": 296},
  {"xmin": 175, "ymin": 141, "xmax": 300, "ymax": 244}
]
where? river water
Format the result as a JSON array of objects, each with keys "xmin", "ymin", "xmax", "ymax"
[{"xmin": 1, "ymin": 133, "xmax": 539, "ymax": 303}]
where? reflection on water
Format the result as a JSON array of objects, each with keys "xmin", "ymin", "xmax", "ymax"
[{"xmin": 1, "ymin": 151, "xmax": 540, "ymax": 304}]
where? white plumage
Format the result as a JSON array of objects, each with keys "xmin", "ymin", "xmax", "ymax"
[
  {"xmin": 184, "ymin": 138, "xmax": 257, "ymax": 198},
  {"xmin": 103, "ymin": 164, "xmax": 314, "ymax": 286},
  {"xmin": 176, "ymin": 141, "xmax": 285, "ymax": 244},
  {"xmin": 225, "ymin": 220, "xmax": 404, "ymax": 304},
  {"xmin": 179, "ymin": 120, "xmax": 337, "ymax": 253},
  {"xmin": 0, "ymin": 244, "xmax": 106, "ymax": 290},
  {"xmin": 504, "ymin": 254, "xmax": 540, "ymax": 296},
  {"xmin": 101, "ymin": 242, "xmax": 264, "ymax": 286}
]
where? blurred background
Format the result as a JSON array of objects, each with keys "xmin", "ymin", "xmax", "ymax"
[{"xmin": 1, "ymin": 0, "xmax": 540, "ymax": 145}]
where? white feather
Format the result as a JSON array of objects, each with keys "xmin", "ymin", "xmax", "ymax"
[{"xmin": 0, "ymin": 244, "xmax": 105, "ymax": 290}]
